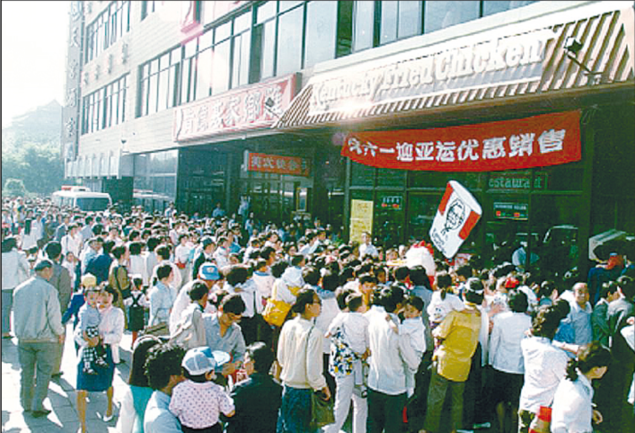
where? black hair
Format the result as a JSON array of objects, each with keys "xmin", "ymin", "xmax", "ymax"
[
  {"xmin": 156, "ymin": 263, "xmax": 173, "ymax": 280},
  {"xmin": 455, "ymin": 263, "xmax": 473, "ymax": 280},
  {"xmin": 394, "ymin": 266, "xmax": 410, "ymax": 282},
  {"xmin": 44, "ymin": 241, "xmax": 62, "ymax": 259},
  {"xmin": 538, "ymin": 280, "xmax": 558, "ymax": 299},
  {"xmin": 617, "ymin": 275, "xmax": 635, "ymax": 300},
  {"xmin": 565, "ymin": 341, "xmax": 611, "ymax": 381},
  {"xmin": 155, "ymin": 245, "xmax": 171, "ymax": 261},
  {"xmin": 1, "ymin": 237, "xmax": 18, "ymax": 253},
  {"xmin": 531, "ymin": 304, "xmax": 565, "ymax": 340},
  {"xmin": 129, "ymin": 241, "xmax": 143, "ymax": 256},
  {"xmin": 335, "ymin": 287, "xmax": 355, "ymax": 310},
  {"xmin": 339, "ymin": 267, "xmax": 355, "ymax": 286},
  {"xmin": 246, "ymin": 341, "xmax": 275, "ymax": 374},
  {"xmin": 111, "ymin": 245, "xmax": 128, "ymax": 260},
  {"xmin": 292, "ymin": 288, "xmax": 317, "ymax": 314},
  {"xmin": 599, "ymin": 281, "xmax": 620, "ymax": 299},
  {"xmin": 103, "ymin": 240, "xmax": 115, "ymax": 255},
  {"xmin": 464, "ymin": 277, "xmax": 485, "ymax": 305},
  {"xmin": 346, "ymin": 293, "xmax": 365, "ymax": 312},
  {"xmin": 377, "ymin": 284, "xmax": 405, "ymax": 313},
  {"xmin": 408, "ymin": 265, "xmax": 428, "ymax": 287},
  {"xmin": 188, "ymin": 280, "xmax": 209, "ymax": 302},
  {"xmin": 321, "ymin": 270, "xmax": 340, "ymax": 292},
  {"xmin": 146, "ymin": 236, "xmax": 161, "ymax": 254},
  {"xmin": 508, "ymin": 289, "xmax": 529, "ymax": 313},
  {"xmin": 103, "ymin": 284, "xmax": 119, "ymax": 303},
  {"xmin": 290, "ymin": 254, "xmax": 305, "ymax": 267},
  {"xmin": 359, "ymin": 273, "xmax": 377, "ymax": 285},
  {"xmin": 271, "ymin": 260, "xmax": 289, "ymax": 278},
  {"xmin": 184, "ymin": 369, "xmax": 211, "ymax": 383},
  {"xmin": 260, "ymin": 246, "xmax": 276, "ymax": 261},
  {"xmin": 226, "ymin": 265, "xmax": 249, "ymax": 287},
  {"xmin": 303, "ymin": 267, "xmax": 321, "ymax": 286},
  {"xmin": 144, "ymin": 344, "xmax": 186, "ymax": 390},
  {"xmin": 436, "ymin": 271, "xmax": 454, "ymax": 300},
  {"xmin": 128, "ymin": 336, "xmax": 162, "ymax": 387},
  {"xmin": 220, "ymin": 293, "xmax": 246, "ymax": 315},
  {"xmin": 405, "ymin": 294, "xmax": 424, "ymax": 312}
]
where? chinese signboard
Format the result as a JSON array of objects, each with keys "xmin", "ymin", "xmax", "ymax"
[
  {"xmin": 430, "ymin": 181, "xmax": 482, "ymax": 258},
  {"xmin": 309, "ymin": 28, "xmax": 553, "ymax": 115},
  {"xmin": 61, "ymin": 0, "xmax": 84, "ymax": 163},
  {"xmin": 246, "ymin": 153, "xmax": 311, "ymax": 177},
  {"xmin": 174, "ymin": 74, "xmax": 296, "ymax": 142},
  {"xmin": 342, "ymin": 111, "xmax": 581, "ymax": 172},
  {"xmin": 350, "ymin": 200, "xmax": 374, "ymax": 244}
]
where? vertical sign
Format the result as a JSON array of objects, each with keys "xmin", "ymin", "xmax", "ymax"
[
  {"xmin": 349, "ymin": 200, "xmax": 374, "ymax": 244},
  {"xmin": 62, "ymin": 0, "xmax": 84, "ymax": 168}
]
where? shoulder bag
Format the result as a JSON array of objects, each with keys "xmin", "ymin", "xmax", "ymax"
[{"xmin": 307, "ymin": 326, "xmax": 335, "ymax": 429}]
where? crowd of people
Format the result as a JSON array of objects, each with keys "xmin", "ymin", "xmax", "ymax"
[{"xmin": 2, "ymin": 195, "xmax": 634, "ymax": 433}]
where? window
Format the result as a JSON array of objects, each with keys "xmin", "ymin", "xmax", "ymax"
[
  {"xmin": 353, "ymin": 1, "xmax": 375, "ymax": 52},
  {"xmin": 380, "ymin": 1, "xmax": 422, "ymax": 46},
  {"xmin": 82, "ymin": 74, "xmax": 129, "ymax": 134},
  {"xmin": 141, "ymin": 0, "xmax": 160, "ymax": 20},
  {"xmin": 251, "ymin": 2, "xmax": 277, "ymax": 83},
  {"xmin": 483, "ymin": 1, "xmax": 537, "ymax": 17},
  {"xmin": 138, "ymin": 48, "xmax": 181, "ymax": 117},
  {"xmin": 276, "ymin": 4, "xmax": 304, "ymax": 75},
  {"xmin": 304, "ymin": 1, "xmax": 338, "ymax": 68},
  {"xmin": 85, "ymin": 1, "xmax": 131, "ymax": 63},
  {"xmin": 424, "ymin": 1, "xmax": 479, "ymax": 34},
  {"xmin": 232, "ymin": 11, "xmax": 252, "ymax": 88}
]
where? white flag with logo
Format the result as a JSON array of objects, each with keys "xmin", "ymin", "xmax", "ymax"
[{"xmin": 429, "ymin": 181, "xmax": 482, "ymax": 259}]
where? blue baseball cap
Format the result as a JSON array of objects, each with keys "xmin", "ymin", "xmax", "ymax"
[{"xmin": 198, "ymin": 263, "xmax": 220, "ymax": 281}]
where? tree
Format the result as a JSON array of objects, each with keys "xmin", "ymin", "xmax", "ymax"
[
  {"xmin": 3, "ymin": 178, "xmax": 28, "ymax": 197},
  {"xmin": 1, "ymin": 141, "xmax": 64, "ymax": 196}
]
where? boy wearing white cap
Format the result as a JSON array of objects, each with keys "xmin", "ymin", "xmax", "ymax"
[{"xmin": 169, "ymin": 347, "xmax": 235, "ymax": 432}]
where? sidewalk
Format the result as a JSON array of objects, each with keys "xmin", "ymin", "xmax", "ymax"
[{"xmin": 2, "ymin": 325, "xmax": 134, "ymax": 433}]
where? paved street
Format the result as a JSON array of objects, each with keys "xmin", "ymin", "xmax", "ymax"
[{"xmin": 2, "ymin": 325, "xmax": 134, "ymax": 433}]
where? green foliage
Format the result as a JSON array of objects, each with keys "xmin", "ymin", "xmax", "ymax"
[
  {"xmin": 1, "ymin": 141, "xmax": 64, "ymax": 196},
  {"xmin": 3, "ymin": 178, "xmax": 28, "ymax": 197}
]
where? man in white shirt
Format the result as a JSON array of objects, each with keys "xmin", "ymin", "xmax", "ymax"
[{"xmin": 358, "ymin": 231, "xmax": 379, "ymax": 260}]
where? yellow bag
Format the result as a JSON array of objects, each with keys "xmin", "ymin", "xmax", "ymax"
[{"xmin": 262, "ymin": 281, "xmax": 293, "ymax": 327}]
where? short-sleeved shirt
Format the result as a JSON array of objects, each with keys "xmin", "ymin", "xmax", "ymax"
[
  {"xmin": 203, "ymin": 313, "xmax": 246, "ymax": 363},
  {"xmin": 432, "ymin": 307, "xmax": 482, "ymax": 382},
  {"xmin": 169, "ymin": 380, "xmax": 234, "ymax": 429}
]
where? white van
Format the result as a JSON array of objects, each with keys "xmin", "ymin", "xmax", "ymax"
[{"xmin": 52, "ymin": 186, "xmax": 112, "ymax": 212}]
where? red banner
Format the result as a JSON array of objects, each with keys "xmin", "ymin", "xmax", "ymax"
[
  {"xmin": 247, "ymin": 153, "xmax": 311, "ymax": 177},
  {"xmin": 342, "ymin": 111, "xmax": 581, "ymax": 172}
]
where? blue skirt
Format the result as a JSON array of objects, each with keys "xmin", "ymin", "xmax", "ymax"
[{"xmin": 76, "ymin": 345, "xmax": 115, "ymax": 392}]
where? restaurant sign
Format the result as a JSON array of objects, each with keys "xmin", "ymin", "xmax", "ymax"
[
  {"xmin": 246, "ymin": 152, "xmax": 311, "ymax": 177},
  {"xmin": 174, "ymin": 74, "xmax": 296, "ymax": 142},
  {"xmin": 310, "ymin": 28, "xmax": 554, "ymax": 115},
  {"xmin": 342, "ymin": 111, "xmax": 581, "ymax": 172}
]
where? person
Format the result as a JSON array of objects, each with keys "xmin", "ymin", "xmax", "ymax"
[
  {"xmin": 13, "ymin": 259, "xmax": 65, "ymax": 418},
  {"xmin": 551, "ymin": 341, "xmax": 611, "ymax": 433},
  {"xmin": 324, "ymin": 292, "xmax": 369, "ymax": 433},
  {"xmin": 203, "ymin": 293, "xmax": 246, "ymax": 378},
  {"xmin": 169, "ymin": 347, "xmax": 235, "ymax": 433},
  {"xmin": 227, "ymin": 342, "xmax": 282, "ymax": 433},
  {"xmin": 144, "ymin": 343, "xmax": 187, "ymax": 432},
  {"xmin": 99, "ymin": 285, "xmax": 126, "ymax": 366},
  {"xmin": 149, "ymin": 263, "xmax": 177, "ymax": 328},
  {"xmin": 84, "ymin": 238, "xmax": 114, "ymax": 284},
  {"xmin": 42, "ymin": 240, "xmax": 72, "ymax": 378},
  {"xmin": 212, "ymin": 203, "xmax": 226, "ymax": 219},
  {"xmin": 116, "ymin": 335, "xmax": 162, "ymax": 433},
  {"xmin": 109, "ymin": 244, "xmax": 132, "ymax": 322},
  {"xmin": 426, "ymin": 270, "xmax": 465, "ymax": 331},
  {"xmin": 565, "ymin": 282, "xmax": 593, "ymax": 346},
  {"xmin": 422, "ymin": 277, "xmax": 484, "ymax": 433},
  {"xmin": 487, "ymin": 289, "xmax": 532, "ymax": 433},
  {"xmin": 277, "ymin": 288, "xmax": 331, "ymax": 433},
  {"xmin": 387, "ymin": 294, "xmax": 426, "ymax": 398},
  {"xmin": 2, "ymin": 236, "xmax": 30, "ymax": 338},
  {"xmin": 192, "ymin": 237, "xmax": 215, "ymax": 280},
  {"xmin": 170, "ymin": 263, "xmax": 221, "ymax": 334},
  {"xmin": 358, "ymin": 231, "xmax": 379, "ymax": 260},
  {"xmin": 170, "ymin": 280, "xmax": 210, "ymax": 350},
  {"xmin": 517, "ymin": 304, "xmax": 570, "ymax": 432},
  {"xmin": 77, "ymin": 285, "xmax": 109, "ymax": 375},
  {"xmin": 125, "ymin": 274, "xmax": 150, "ymax": 346},
  {"xmin": 591, "ymin": 281, "xmax": 620, "ymax": 347}
]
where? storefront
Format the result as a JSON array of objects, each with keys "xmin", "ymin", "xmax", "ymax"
[{"xmin": 275, "ymin": 3, "xmax": 635, "ymax": 276}]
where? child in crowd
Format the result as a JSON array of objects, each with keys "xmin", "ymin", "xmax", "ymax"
[
  {"xmin": 169, "ymin": 347, "xmax": 235, "ymax": 433},
  {"xmin": 387, "ymin": 295, "xmax": 426, "ymax": 397},
  {"xmin": 62, "ymin": 251, "xmax": 78, "ymax": 290},
  {"xmin": 76, "ymin": 285, "xmax": 109, "ymax": 374},
  {"xmin": 427, "ymin": 270, "xmax": 465, "ymax": 330},
  {"xmin": 124, "ymin": 274, "xmax": 148, "ymax": 346}
]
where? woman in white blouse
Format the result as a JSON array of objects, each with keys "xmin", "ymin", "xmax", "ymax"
[
  {"xmin": 551, "ymin": 341, "xmax": 611, "ymax": 433},
  {"xmin": 99, "ymin": 284, "xmax": 125, "ymax": 364}
]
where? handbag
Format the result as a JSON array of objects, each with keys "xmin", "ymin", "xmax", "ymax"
[
  {"xmin": 142, "ymin": 321, "xmax": 169, "ymax": 337},
  {"xmin": 262, "ymin": 282, "xmax": 292, "ymax": 327},
  {"xmin": 307, "ymin": 326, "xmax": 334, "ymax": 429}
]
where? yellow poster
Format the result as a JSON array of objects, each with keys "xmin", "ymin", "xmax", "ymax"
[{"xmin": 350, "ymin": 199, "xmax": 374, "ymax": 244}]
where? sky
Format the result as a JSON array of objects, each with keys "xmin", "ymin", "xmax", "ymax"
[{"xmin": 2, "ymin": 1, "xmax": 70, "ymax": 129}]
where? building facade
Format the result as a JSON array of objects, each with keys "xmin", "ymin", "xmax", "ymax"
[{"xmin": 62, "ymin": 1, "xmax": 634, "ymax": 275}]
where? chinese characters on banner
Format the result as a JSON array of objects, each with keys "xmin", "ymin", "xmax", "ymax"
[
  {"xmin": 247, "ymin": 153, "xmax": 311, "ymax": 177},
  {"xmin": 174, "ymin": 74, "xmax": 296, "ymax": 141},
  {"xmin": 342, "ymin": 111, "xmax": 581, "ymax": 172},
  {"xmin": 430, "ymin": 181, "xmax": 482, "ymax": 258}
]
